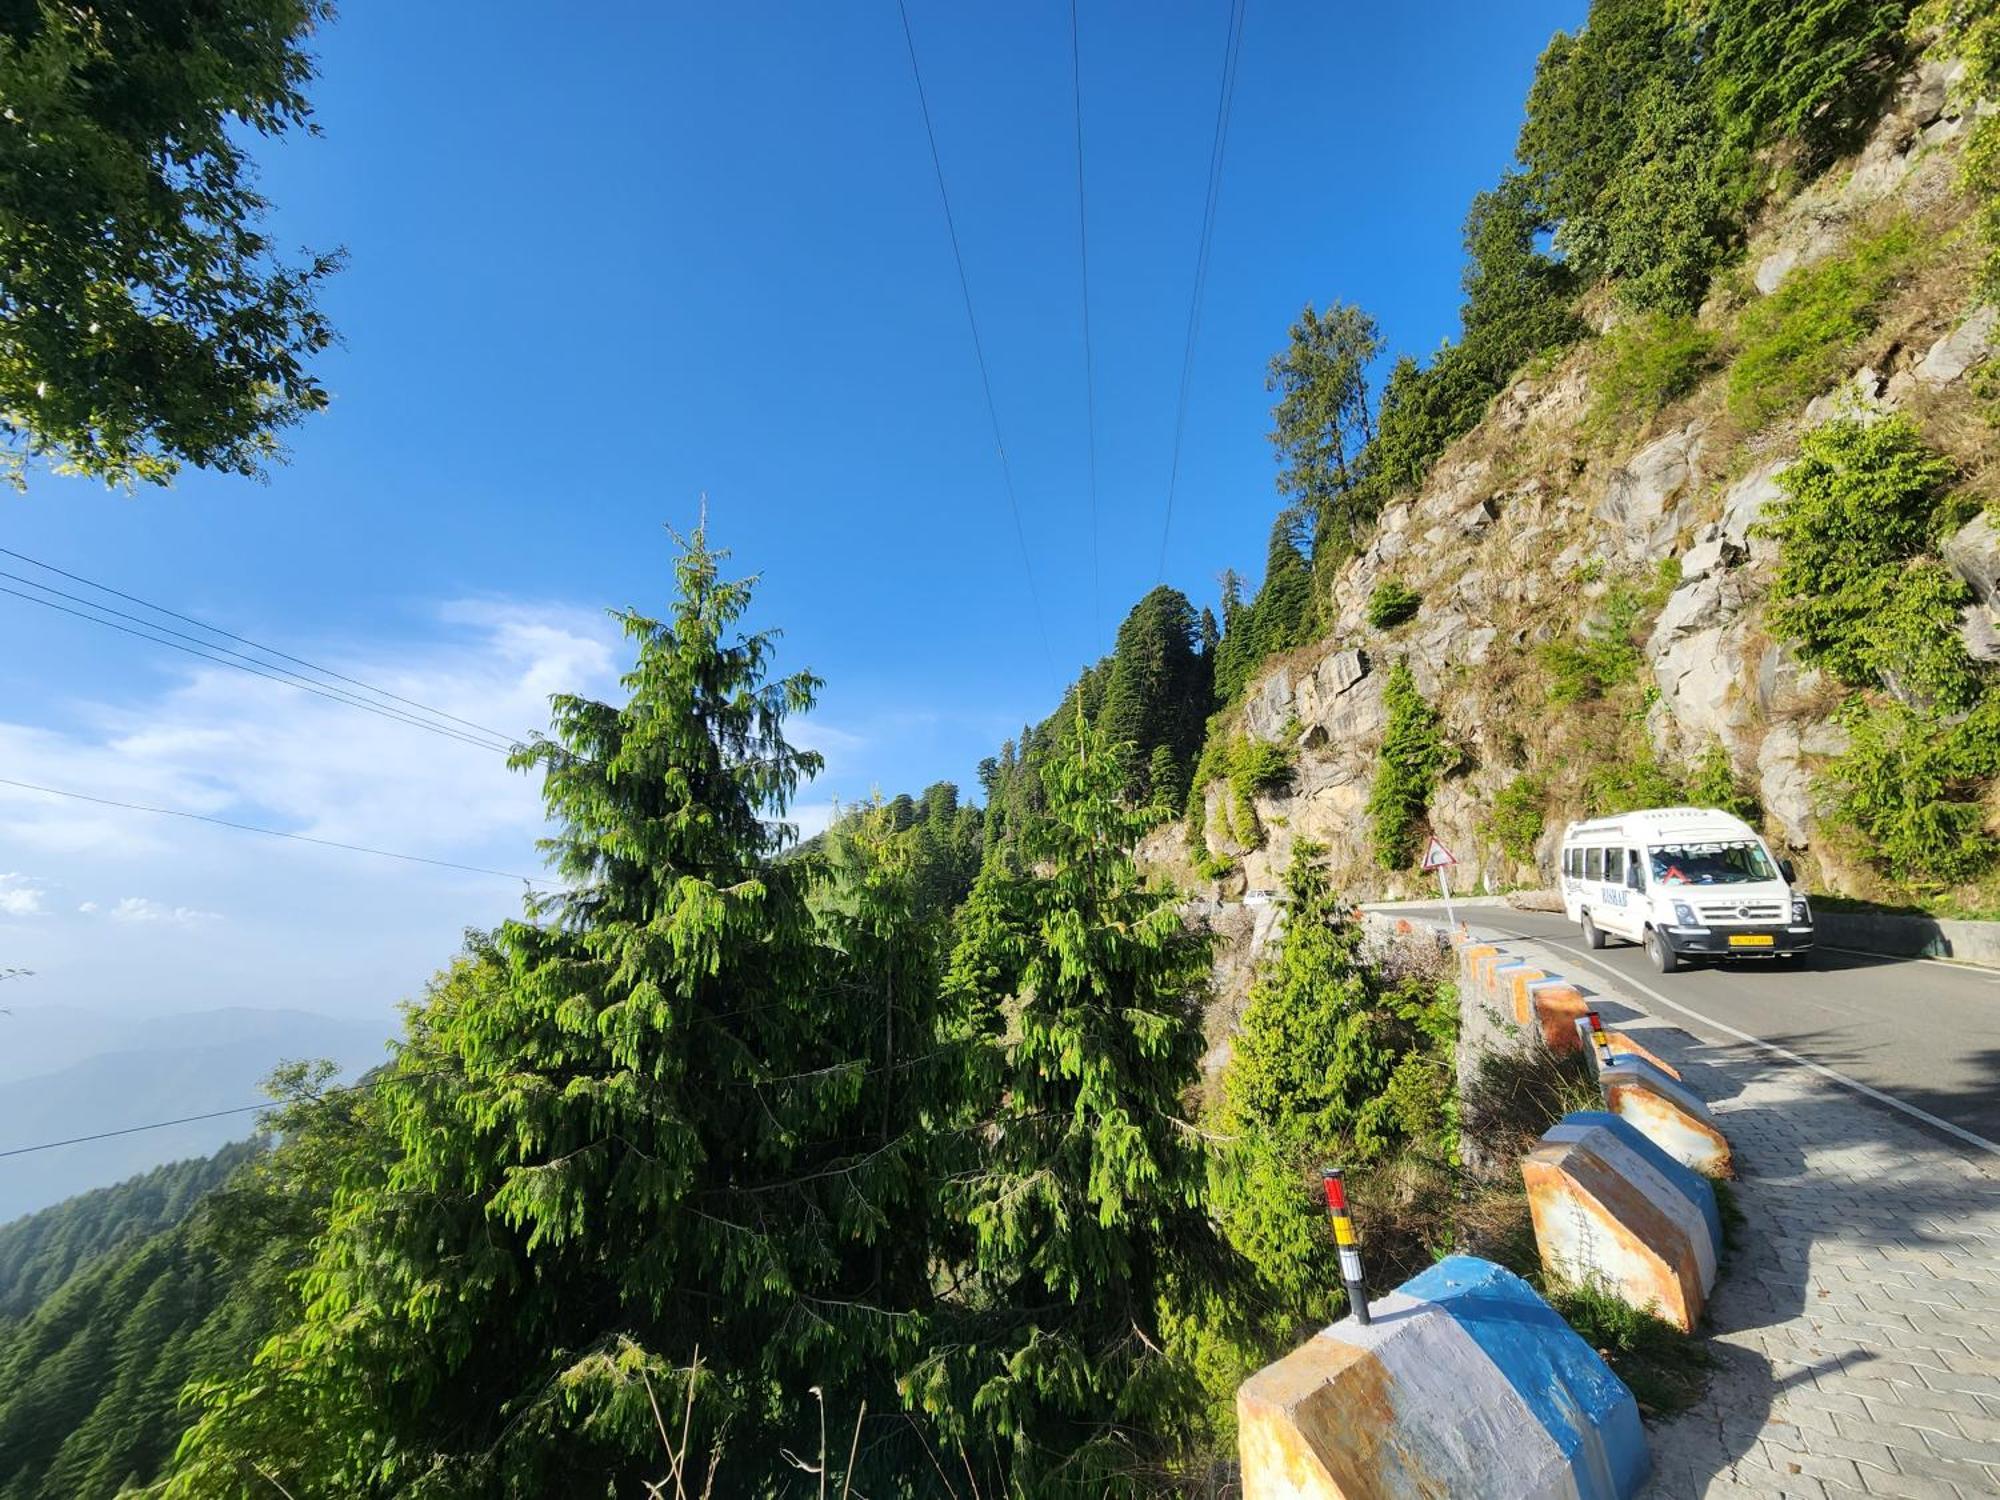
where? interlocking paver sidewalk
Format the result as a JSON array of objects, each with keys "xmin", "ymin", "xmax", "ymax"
[{"xmin": 1467, "ymin": 929, "xmax": 2000, "ymax": 1499}]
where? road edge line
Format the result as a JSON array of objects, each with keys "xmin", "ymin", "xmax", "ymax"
[{"xmin": 1469, "ymin": 921, "xmax": 2000, "ymax": 1161}]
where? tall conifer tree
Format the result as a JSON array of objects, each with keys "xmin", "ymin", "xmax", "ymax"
[{"xmin": 914, "ymin": 714, "xmax": 1236, "ymax": 1495}]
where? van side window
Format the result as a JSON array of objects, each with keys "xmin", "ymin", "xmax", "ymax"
[
  {"xmin": 1585, "ymin": 847, "xmax": 1602, "ymax": 881},
  {"xmin": 1566, "ymin": 848, "xmax": 1578, "ymax": 878},
  {"xmin": 1605, "ymin": 848, "xmax": 1624, "ymax": 883},
  {"xmin": 1627, "ymin": 849, "xmax": 1643, "ymax": 887}
]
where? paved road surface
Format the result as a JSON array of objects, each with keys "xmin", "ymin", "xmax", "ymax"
[{"xmin": 1398, "ymin": 903, "xmax": 2000, "ymax": 1154}]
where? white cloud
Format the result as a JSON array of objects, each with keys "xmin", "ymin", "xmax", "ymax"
[
  {"xmin": 0, "ymin": 874, "xmax": 45, "ymax": 917},
  {"xmin": 108, "ymin": 896, "xmax": 220, "ymax": 926},
  {"xmin": 76, "ymin": 900, "xmax": 98, "ymax": 915}
]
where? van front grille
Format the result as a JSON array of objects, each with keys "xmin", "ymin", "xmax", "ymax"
[{"xmin": 1695, "ymin": 900, "xmax": 1785, "ymax": 923}]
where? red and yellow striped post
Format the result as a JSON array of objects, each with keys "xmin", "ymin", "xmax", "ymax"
[
  {"xmin": 1576, "ymin": 1010, "xmax": 1615, "ymax": 1075},
  {"xmin": 1322, "ymin": 1167, "xmax": 1370, "ymax": 1326}
]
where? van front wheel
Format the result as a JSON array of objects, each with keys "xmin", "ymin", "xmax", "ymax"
[
  {"xmin": 1646, "ymin": 928, "xmax": 1680, "ymax": 974},
  {"xmin": 1582, "ymin": 911, "xmax": 1606, "ymax": 950}
]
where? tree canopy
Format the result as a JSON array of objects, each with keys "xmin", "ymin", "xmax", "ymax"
[{"xmin": 0, "ymin": 0, "xmax": 340, "ymax": 488}]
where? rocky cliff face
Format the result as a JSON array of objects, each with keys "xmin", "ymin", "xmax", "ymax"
[{"xmin": 1156, "ymin": 58, "xmax": 2000, "ymax": 1022}]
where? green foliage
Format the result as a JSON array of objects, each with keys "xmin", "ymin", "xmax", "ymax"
[
  {"xmin": 914, "ymin": 713, "xmax": 1237, "ymax": 1494},
  {"xmin": 1520, "ymin": 0, "xmax": 1691, "ymax": 280},
  {"xmin": 1366, "ymin": 578, "xmax": 1422, "ymax": 629},
  {"xmin": 1365, "ymin": 347, "xmax": 1491, "ymax": 496},
  {"xmin": 1212, "ymin": 516, "xmax": 1314, "ymax": 704},
  {"xmin": 0, "ymin": 1066, "xmax": 373, "ymax": 1500},
  {"xmin": 1362, "ymin": 174, "xmax": 1583, "ymax": 501},
  {"xmin": 1685, "ymin": 743, "xmax": 1761, "ymax": 820},
  {"xmin": 1698, "ymin": 0, "xmax": 1915, "ymax": 165},
  {"xmin": 1821, "ymin": 695, "xmax": 2000, "ymax": 884},
  {"xmin": 0, "ymin": 1143, "xmax": 257, "ymax": 1322},
  {"xmin": 1491, "ymin": 775, "xmax": 1548, "ymax": 864},
  {"xmin": 1520, "ymin": 0, "xmax": 1913, "ymax": 318},
  {"xmin": 1540, "ymin": 567, "xmax": 1675, "ymax": 703},
  {"xmin": 1148, "ymin": 741, "xmax": 1188, "ymax": 812},
  {"xmin": 1602, "ymin": 77, "xmax": 1743, "ymax": 315},
  {"xmin": 1546, "ymin": 1279, "xmax": 1714, "ymax": 1415},
  {"xmin": 1590, "ymin": 311, "xmax": 1722, "ymax": 433},
  {"xmin": 1919, "ymin": 0, "xmax": 2000, "ymax": 296},
  {"xmin": 1458, "ymin": 171, "xmax": 1588, "ymax": 380},
  {"xmin": 1762, "ymin": 416, "xmax": 1982, "ymax": 711},
  {"xmin": 1368, "ymin": 662, "xmax": 1448, "ymax": 869},
  {"xmin": 171, "ymin": 531, "xmax": 951, "ymax": 1497},
  {"xmin": 1585, "ymin": 750, "xmax": 1686, "ymax": 815},
  {"xmin": 1213, "ymin": 845, "xmax": 1458, "ymax": 1326},
  {"xmin": 0, "ymin": 1, "xmax": 340, "ymax": 488},
  {"xmin": 1726, "ymin": 218, "xmax": 1922, "ymax": 429},
  {"xmin": 1519, "ymin": 1, "xmax": 1744, "ymax": 315},
  {"xmin": 1099, "ymin": 584, "xmax": 1213, "ymax": 799},
  {"xmin": 1190, "ymin": 729, "xmax": 1296, "ymax": 856},
  {"xmin": 1268, "ymin": 302, "xmax": 1384, "ymax": 550}
]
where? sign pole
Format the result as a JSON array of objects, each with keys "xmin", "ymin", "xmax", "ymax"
[{"xmin": 1437, "ymin": 861, "xmax": 1457, "ymax": 931}]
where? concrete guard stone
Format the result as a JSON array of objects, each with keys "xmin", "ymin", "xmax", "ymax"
[
  {"xmin": 1524, "ymin": 1112, "xmax": 1721, "ymax": 1333},
  {"xmin": 1237, "ymin": 1255, "xmax": 1648, "ymax": 1500},
  {"xmin": 1600, "ymin": 1062, "xmax": 1733, "ymax": 1178}
]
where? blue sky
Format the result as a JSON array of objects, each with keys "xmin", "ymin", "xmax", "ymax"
[{"xmin": 0, "ymin": 1, "xmax": 1583, "ymax": 1032}]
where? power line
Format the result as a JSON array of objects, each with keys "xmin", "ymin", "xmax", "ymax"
[
  {"xmin": 0, "ymin": 1101, "xmax": 283, "ymax": 1160},
  {"xmin": 0, "ymin": 545, "xmax": 522, "ymax": 745},
  {"xmin": 0, "ymin": 775, "xmax": 540, "ymax": 882},
  {"xmin": 0, "ymin": 1070, "xmax": 424, "ymax": 1160},
  {"xmin": 1157, "ymin": 0, "xmax": 1248, "ymax": 582},
  {"xmin": 894, "ymin": 0, "xmax": 1057, "ymax": 684},
  {"xmin": 0, "ymin": 578, "xmax": 514, "ymax": 755},
  {"xmin": 1069, "ymin": 0, "xmax": 1100, "ymax": 638}
]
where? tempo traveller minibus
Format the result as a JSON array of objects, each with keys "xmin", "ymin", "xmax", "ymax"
[{"xmin": 1557, "ymin": 807, "xmax": 1813, "ymax": 973}]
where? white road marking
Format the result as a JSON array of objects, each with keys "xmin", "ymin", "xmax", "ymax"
[{"xmin": 1464, "ymin": 919, "xmax": 2000, "ymax": 1160}]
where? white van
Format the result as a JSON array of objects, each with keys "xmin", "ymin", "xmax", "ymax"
[{"xmin": 1558, "ymin": 807, "xmax": 1812, "ymax": 974}]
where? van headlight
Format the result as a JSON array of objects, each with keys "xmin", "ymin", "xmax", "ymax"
[
  {"xmin": 1673, "ymin": 902, "xmax": 1699, "ymax": 927},
  {"xmin": 1792, "ymin": 896, "xmax": 1811, "ymax": 924}
]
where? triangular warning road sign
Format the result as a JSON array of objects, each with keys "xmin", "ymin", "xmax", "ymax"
[{"xmin": 1419, "ymin": 836, "xmax": 1457, "ymax": 871}]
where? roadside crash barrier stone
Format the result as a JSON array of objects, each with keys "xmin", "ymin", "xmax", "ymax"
[
  {"xmin": 1504, "ymin": 965, "xmax": 1549, "ymax": 1024},
  {"xmin": 1531, "ymin": 982, "xmax": 1591, "ymax": 1051},
  {"xmin": 1237, "ymin": 1254, "xmax": 1649, "ymax": 1500},
  {"xmin": 1523, "ymin": 1111, "xmax": 1722, "ymax": 1334},
  {"xmin": 1600, "ymin": 1030, "xmax": 1681, "ymax": 1081},
  {"xmin": 1600, "ymin": 1062, "xmax": 1732, "ymax": 1178},
  {"xmin": 1473, "ymin": 947, "xmax": 1510, "ymax": 993}
]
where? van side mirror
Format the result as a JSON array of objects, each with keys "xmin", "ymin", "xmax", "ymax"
[{"xmin": 1779, "ymin": 858, "xmax": 1796, "ymax": 884}]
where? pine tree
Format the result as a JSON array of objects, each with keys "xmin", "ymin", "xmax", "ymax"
[{"xmin": 912, "ymin": 713, "xmax": 1236, "ymax": 1495}]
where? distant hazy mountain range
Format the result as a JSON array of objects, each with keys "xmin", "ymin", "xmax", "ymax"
[{"xmin": 0, "ymin": 1006, "xmax": 393, "ymax": 1224}]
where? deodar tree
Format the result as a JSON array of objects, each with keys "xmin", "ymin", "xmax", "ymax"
[
  {"xmin": 0, "ymin": 0, "xmax": 341, "ymax": 488},
  {"xmin": 911, "ymin": 712, "xmax": 1241, "ymax": 1496},
  {"xmin": 167, "ymin": 528, "xmax": 945, "ymax": 1497}
]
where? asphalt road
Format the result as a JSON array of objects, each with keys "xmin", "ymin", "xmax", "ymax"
[{"xmin": 1397, "ymin": 903, "xmax": 2000, "ymax": 1157}]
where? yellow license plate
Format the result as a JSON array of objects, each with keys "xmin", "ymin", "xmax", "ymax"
[{"xmin": 1728, "ymin": 933, "xmax": 1775, "ymax": 947}]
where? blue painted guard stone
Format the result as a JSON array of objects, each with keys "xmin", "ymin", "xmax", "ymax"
[{"xmin": 1402, "ymin": 1255, "xmax": 1650, "ymax": 1500}]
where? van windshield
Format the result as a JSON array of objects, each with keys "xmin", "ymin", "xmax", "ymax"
[{"xmin": 1649, "ymin": 841, "xmax": 1775, "ymax": 885}]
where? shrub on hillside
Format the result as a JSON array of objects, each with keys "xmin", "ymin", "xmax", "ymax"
[
  {"xmin": 1368, "ymin": 663, "xmax": 1448, "ymax": 869},
  {"xmin": 1491, "ymin": 775, "xmax": 1548, "ymax": 865},
  {"xmin": 1589, "ymin": 311, "xmax": 1722, "ymax": 434},
  {"xmin": 1760, "ymin": 416, "xmax": 1981, "ymax": 712},
  {"xmin": 1726, "ymin": 218, "xmax": 1922, "ymax": 429},
  {"xmin": 1366, "ymin": 578, "xmax": 1421, "ymax": 629},
  {"xmin": 1684, "ymin": 743, "xmax": 1761, "ymax": 821},
  {"xmin": 1822, "ymin": 696, "xmax": 2000, "ymax": 885}
]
